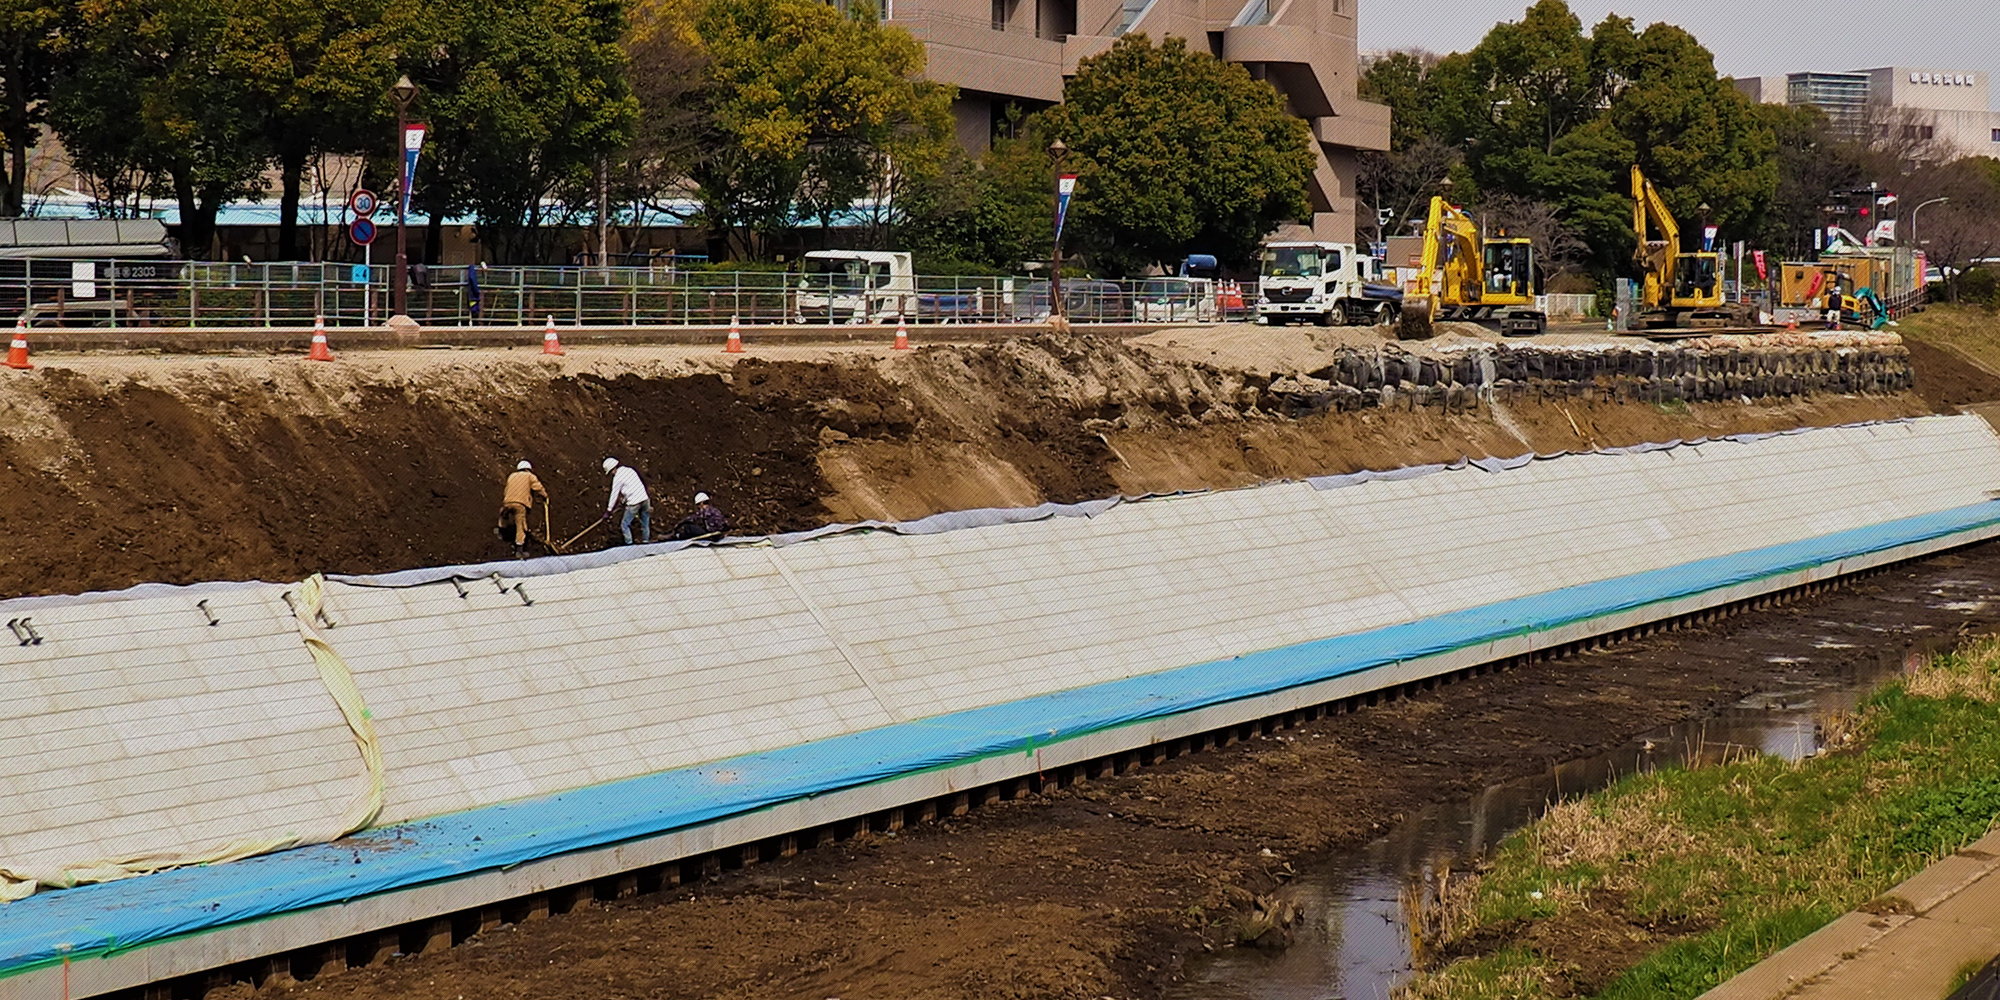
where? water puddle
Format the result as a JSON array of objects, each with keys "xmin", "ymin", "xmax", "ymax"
[{"xmin": 1168, "ymin": 638, "xmax": 1961, "ymax": 1000}]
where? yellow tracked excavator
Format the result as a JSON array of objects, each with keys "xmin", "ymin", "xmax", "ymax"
[
  {"xmin": 1399, "ymin": 195, "xmax": 1545, "ymax": 340},
  {"xmin": 1630, "ymin": 165, "xmax": 1756, "ymax": 328}
]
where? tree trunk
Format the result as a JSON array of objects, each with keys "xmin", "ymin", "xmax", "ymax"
[
  {"xmin": 174, "ymin": 174, "xmax": 219, "ymax": 260},
  {"xmin": 277, "ymin": 144, "xmax": 308, "ymax": 260},
  {"xmin": 425, "ymin": 210, "xmax": 444, "ymax": 265},
  {"xmin": 2, "ymin": 60, "xmax": 28, "ymax": 217}
]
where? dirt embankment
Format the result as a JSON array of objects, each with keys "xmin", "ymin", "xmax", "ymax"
[{"xmin": 0, "ymin": 331, "xmax": 1941, "ymax": 599}]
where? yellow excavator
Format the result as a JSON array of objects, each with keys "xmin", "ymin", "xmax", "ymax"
[
  {"xmin": 1630, "ymin": 165, "xmax": 1753, "ymax": 328},
  {"xmin": 1399, "ymin": 195, "xmax": 1545, "ymax": 340}
]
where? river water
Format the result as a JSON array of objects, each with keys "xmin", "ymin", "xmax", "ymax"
[{"xmin": 1168, "ymin": 562, "xmax": 2000, "ymax": 1000}]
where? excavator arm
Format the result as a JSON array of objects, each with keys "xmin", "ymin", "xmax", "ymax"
[{"xmin": 1631, "ymin": 165, "xmax": 1679, "ymax": 308}]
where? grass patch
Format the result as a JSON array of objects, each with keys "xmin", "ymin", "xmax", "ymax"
[{"xmin": 1395, "ymin": 636, "xmax": 2000, "ymax": 1000}]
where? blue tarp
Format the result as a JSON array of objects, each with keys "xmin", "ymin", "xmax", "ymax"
[{"xmin": 3, "ymin": 499, "xmax": 1998, "ymax": 975}]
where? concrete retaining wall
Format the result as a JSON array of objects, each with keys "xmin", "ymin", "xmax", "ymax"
[{"xmin": 3, "ymin": 417, "xmax": 1997, "ymax": 894}]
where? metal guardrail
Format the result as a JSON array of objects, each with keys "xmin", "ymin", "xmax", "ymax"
[{"xmin": 0, "ymin": 262, "xmax": 1261, "ymax": 328}]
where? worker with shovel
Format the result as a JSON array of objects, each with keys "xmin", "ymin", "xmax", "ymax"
[
  {"xmin": 602, "ymin": 457, "xmax": 653, "ymax": 545},
  {"xmin": 498, "ymin": 460, "xmax": 550, "ymax": 559}
]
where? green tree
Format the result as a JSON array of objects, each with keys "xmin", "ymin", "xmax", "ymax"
[
  {"xmin": 1372, "ymin": 1, "xmax": 1777, "ymax": 283},
  {"xmin": 1037, "ymin": 33, "xmax": 1314, "ymax": 274},
  {"xmin": 1607, "ymin": 22, "xmax": 1776, "ymax": 249},
  {"xmin": 659, "ymin": 0, "xmax": 953, "ymax": 258},
  {"xmin": 220, "ymin": 0, "xmax": 397, "ymax": 260},
  {"xmin": 0, "ymin": 0, "xmax": 69, "ymax": 216},
  {"xmin": 53, "ymin": 0, "xmax": 270, "ymax": 256},
  {"xmin": 900, "ymin": 109, "xmax": 1054, "ymax": 271},
  {"xmin": 392, "ymin": 0, "xmax": 639, "ymax": 263}
]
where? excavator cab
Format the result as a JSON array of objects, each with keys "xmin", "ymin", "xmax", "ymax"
[
  {"xmin": 1671, "ymin": 253, "xmax": 1723, "ymax": 307},
  {"xmin": 1481, "ymin": 239, "xmax": 1535, "ymax": 303}
]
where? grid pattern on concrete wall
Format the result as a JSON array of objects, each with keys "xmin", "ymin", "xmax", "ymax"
[
  {"xmin": 5, "ymin": 417, "xmax": 1999, "ymax": 872},
  {"xmin": 0, "ymin": 587, "xmax": 365, "ymax": 884}
]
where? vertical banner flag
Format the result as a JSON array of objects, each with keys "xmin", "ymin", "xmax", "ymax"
[
  {"xmin": 401, "ymin": 124, "xmax": 428, "ymax": 215},
  {"xmin": 1055, "ymin": 174, "xmax": 1078, "ymax": 244},
  {"xmin": 1702, "ymin": 225, "xmax": 1719, "ymax": 252},
  {"xmin": 1753, "ymin": 250, "xmax": 1768, "ymax": 280}
]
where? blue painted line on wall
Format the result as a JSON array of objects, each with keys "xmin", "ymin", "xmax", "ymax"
[{"xmin": 5, "ymin": 500, "xmax": 1998, "ymax": 974}]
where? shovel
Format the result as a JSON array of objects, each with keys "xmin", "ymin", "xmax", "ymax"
[{"xmin": 553, "ymin": 519, "xmax": 602, "ymax": 554}]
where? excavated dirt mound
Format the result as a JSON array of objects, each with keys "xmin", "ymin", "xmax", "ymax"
[
  {"xmin": 0, "ymin": 334, "xmax": 1936, "ymax": 599},
  {"xmin": 1905, "ymin": 337, "xmax": 2000, "ymax": 411}
]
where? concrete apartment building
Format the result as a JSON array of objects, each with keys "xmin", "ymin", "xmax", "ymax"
[
  {"xmin": 886, "ymin": 0, "xmax": 1390, "ymax": 242},
  {"xmin": 1736, "ymin": 67, "xmax": 2000, "ymax": 156}
]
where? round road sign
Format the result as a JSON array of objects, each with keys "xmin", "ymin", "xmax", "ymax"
[
  {"xmin": 349, "ymin": 217, "xmax": 378, "ymax": 246},
  {"xmin": 349, "ymin": 189, "xmax": 379, "ymax": 217}
]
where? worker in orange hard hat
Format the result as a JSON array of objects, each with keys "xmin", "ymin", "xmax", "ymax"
[{"xmin": 497, "ymin": 460, "xmax": 548, "ymax": 559}]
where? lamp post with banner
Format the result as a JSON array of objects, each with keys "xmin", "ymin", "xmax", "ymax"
[
  {"xmin": 1048, "ymin": 139, "xmax": 1072, "ymax": 322},
  {"xmin": 389, "ymin": 75, "xmax": 422, "ymax": 320}
]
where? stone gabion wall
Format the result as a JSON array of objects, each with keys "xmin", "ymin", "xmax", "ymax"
[{"xmin": 1263, "ymin": 344, "xmax": 1915, "ymax": 416}]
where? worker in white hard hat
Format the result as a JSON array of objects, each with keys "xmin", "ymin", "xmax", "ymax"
[
  {"xmin": 497, "ymin": 460, "xmax": 549, "ymax": 559},
  {"xmin": 671, "ymin": 490, "xmax": 731, "ymax": 541},
  {"xmin": 601, "ymin": 457, "xmax": 652, "ymax": 545}
]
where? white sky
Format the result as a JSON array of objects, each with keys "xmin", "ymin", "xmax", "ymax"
[{"xmin": 1356, "ymin": 0, "xmax": 2000, "ymax": 110}]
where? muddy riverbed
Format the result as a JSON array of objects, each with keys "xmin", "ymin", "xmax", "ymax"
[{"xmin": 262, "ymin": 542, "xmax": 2000, "ymax": 1000}]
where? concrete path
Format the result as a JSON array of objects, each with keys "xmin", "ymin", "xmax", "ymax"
[{"xmin": 1700, "ymin": 827, "xmax": 2000, "ymax": 1000}]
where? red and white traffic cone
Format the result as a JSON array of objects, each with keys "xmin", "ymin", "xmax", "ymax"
[
  {"xmin": 725, "ymin": 316, "xmax": 743, "ymax": 354},
  {"xmin": 4, "ymin": 318, "xmax": 30, "ymax": 370},
  {"xmin": 307, "ymin": 315, "xmax": 334, "ymax": 362},
  {"xmin": 542, "ymin": 315, "xmax": 565, "ymax": 356},
  {"xmin": 893, "ymin": 316, "xmax": 910, "ymax": 351}
]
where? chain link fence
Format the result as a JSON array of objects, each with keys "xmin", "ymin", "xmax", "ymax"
[{"xmin": 0, "ymin": 260, "xmax": 1261, "ymax": 328}]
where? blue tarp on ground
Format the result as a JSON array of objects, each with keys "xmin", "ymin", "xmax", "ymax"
[{"xmin": 4, "ymin": 499, "xmax": 1999, "ymax": 974}]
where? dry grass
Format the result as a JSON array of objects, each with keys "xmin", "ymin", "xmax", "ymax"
[{"xmin": 1902, "ymin": 635, "xmax": 2000, "ymax": 703}]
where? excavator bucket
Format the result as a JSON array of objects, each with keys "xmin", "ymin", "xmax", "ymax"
[{"xmin": 1397, "ymin": 294, "xmax": 1436, "ymax": 340}]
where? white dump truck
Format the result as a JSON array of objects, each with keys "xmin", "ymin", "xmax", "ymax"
[
  {"xmin": 1255, "ymin": 241, "xmax": 1401, "ymax": 326},
  {"xmin": 794, "ymin": 250, "xmax": 980, "ymax": 324}
]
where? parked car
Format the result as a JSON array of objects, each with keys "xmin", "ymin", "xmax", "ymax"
[{"xmin": 1007, "ymin": 279, "xmax": 1133, "ymax": 323}]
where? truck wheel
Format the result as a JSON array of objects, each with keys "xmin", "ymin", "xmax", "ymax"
[{"xmin": 1315, "ymin": 307, "xmax": 1336, "ymax": 328}]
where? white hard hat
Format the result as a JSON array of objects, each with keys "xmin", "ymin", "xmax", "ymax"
[
  {"xmin": 602, "ymin": 457, "xmax": 619, "ymax": 473},
  {"xmin": 517, "ymin": 460, "xmax": 532, "ymax": 471},
  {"xmin": 694, "ymin": 492, "xmax": 710, "ymax": 504}
]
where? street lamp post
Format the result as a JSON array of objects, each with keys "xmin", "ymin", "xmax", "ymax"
[
  {"xmin": 1909, "ymin": 196, "xmax": 1949, "ymax": 246},
  {"xmin": 389, "ymin": 74, "xmax": 419, "ymax": 321},
  {"xmin": 1047, "ymin": 138, "xmax": 1066, "ymax": 323}
]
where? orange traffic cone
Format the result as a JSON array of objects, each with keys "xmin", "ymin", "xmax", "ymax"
[
  {"xmin": 308, "ymin": 316, "xmax": 334, "ymax": 361},
  {"xmin": 4, "ymin": 319, "xmax": 30, "ymax": 370},
  {"xmin": 725, "ymin": 316, "xmax": 743, "ymax": 354},
  {"xmin": 893, "ymin": 316, "xmax": 910, "ymax": 351},
  {"xmin": 1785, "ymin": 314, "xmax": 1798, "ymax": 331},
  {"xmin": 542, "ymin": 315, "xmax": 565, "ymax": 356}
]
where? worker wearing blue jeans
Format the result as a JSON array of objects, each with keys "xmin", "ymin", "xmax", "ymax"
[{"xmin": 602, "ymin": 457, "xmax": 653, "ymax": 545}]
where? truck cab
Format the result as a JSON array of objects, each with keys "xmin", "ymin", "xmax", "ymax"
[
  {"xmin": 1256, "ymin": 241, "xmax": 1393, "ymax": 326},
  {"xmin": 795, "ymin": 250, "xmax": 917, "ymax": 324},
  {"xmin": 1135, "ymin": 254, "xmax": 1222, "ymax": 323}
]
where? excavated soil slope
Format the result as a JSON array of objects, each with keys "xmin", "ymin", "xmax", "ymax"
[{"xmin": 0, "ymin": 331, "xmax": 1938, "ymax": 599}]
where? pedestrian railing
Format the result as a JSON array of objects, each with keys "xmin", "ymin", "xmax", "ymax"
[{"xmin": 0, "ymin": 261, "xmax": 1264, "ymax": 328}]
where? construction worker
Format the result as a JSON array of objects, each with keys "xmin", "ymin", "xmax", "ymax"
[
  {"xmin": 498, "ymin": 460, "xmax": 548, "ymax": 559},
  {"xmin": 602, "ymin": 457, "xmax": 652, "ymax": 545},
  {"xmin": 671, "ymin": 491, "xmax": 730, "ymax": 541}
]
